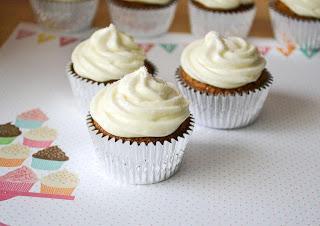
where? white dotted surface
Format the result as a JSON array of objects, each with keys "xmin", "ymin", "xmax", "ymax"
[{"xmin": 1, "ymin": 23, "xmax": 320, "ymax": 226}]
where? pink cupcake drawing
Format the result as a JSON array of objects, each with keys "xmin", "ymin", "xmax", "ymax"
[
  {"xmin": 15, "ymin": 108, "xmax": 48, "ymax": 129},
  {"xmin": 0, "ymin": 166, "xmax": 38, "ymax": 192},
  {"xmin": 23, "ymin": 127, "xmax": 57, "ymax": 148}
]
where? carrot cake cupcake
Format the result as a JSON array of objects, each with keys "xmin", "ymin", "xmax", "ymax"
[
  {"xmin": 176, "ymin": 31, "xmax": 273, "ymax": 129},
  {"xmin": 87, "ymin": 67, "xmax": 194, "ymax": 184},
  {"xmin": 270, "ymin": 0, "xmax": 320, "ymax": 49},
  {"xmin": 0, "ymin": 144, "xmax": 30, "ymax": 167},
  {"xmin": 108, "ymin": 0, "xmax": 177, "ymax": 37},
  {"xmin": 15, "ymin": 108, "xmax": 48, "ymax": 129},
  {"xmin": 0, "ymin": 166, "xmax": 38, "ymax": 192},
  {"xmin": 40, "ymin": 170, "xmax": 79, "ymax": 195},
  {"xmin": 23, "ymin": 127, "xmax": 57, "ymax": 148},
  {"xmin": 0, "ymin": 123, "xmax": 22, "ymax": 145},
  {"xmin": 31, "ymin": 146, "xmax": 69, "ymax": 170},
  {"xmin": 67, "ymin": 24, "xmax": 156, "ymax": 114},
  {"xmin": 189, "ymin": 0, "xmax": 256, "ymax": 37}
]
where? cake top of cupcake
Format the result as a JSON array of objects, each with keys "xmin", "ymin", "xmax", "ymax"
[
  {"xmin": 122, "ymin": 0, "xmax": 172, "ymax": 5},
  {"xmin": 17, "ymin": 108, "xmax": 48, "ymax": 122},
  {"xmin": 41, "ymin": 170, "xmax": 79, "ymax": 188},
  {"xmin": 90, "ymin": 67, "xmax": 190, "ymax": 138},
  {"xmin": 181, "ymin": 31, "xmax": 266, "ymax": 89},
  {"xmin": 0, "ymin": 166, "xmax": 38, "ymax": 183},
  {"xmin": 193, "ymin": 0, "xmax": 253, "ymax": 9},
  {"xmin": 71, "ymin": 24, "xmax": 145, "ymax": 82},
  {"xmin": 280, "ymin": 0, "xmax": 320, "ymax": 19},
  {"xmin": 24, "ymin": 127, "xmax": 57, "ymax": 141},
  {"xmin": 33, "ymin": 145, "xmax": 69, "ymax": 161},
  {"xmin": 0, "ymin": 144, "xmax": 30, "ymax": 159},
  {"xmin": 0, "ymin": 123, "xmax": 22, "ymax": 137}
]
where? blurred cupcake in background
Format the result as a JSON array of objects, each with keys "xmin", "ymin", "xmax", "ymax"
[
  {"xmin": 176, "ymin": 31, "xmax": 273, "ymax": 129},
  {"xmin": 29, "ymin": 0, "xmax": 98, "ymax": 33},
  {"xmin": 107, "ymin": 0, "xmax": 178, "ymax": 37},
  {"xmin": 269, "ymin": 0, "xmax": 320, "ymax": 49},
  {"xmin": 67, "ymin": 24, "xmax": 156, "ymax": 114},
  {"xmin": 189, "ymin": 0, "xmax": 256, "ymax": 37}
]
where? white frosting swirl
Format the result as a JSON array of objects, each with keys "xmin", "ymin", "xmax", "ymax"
[
  {"xmin": 181, "ymin": 31, "xmax": 266, "ymax": 89},
  {"xmin": 281, "ymin": 0, "xmax": 320, "ymax": 19},
  {"xmin": 194, "ymin": 0, "xmax": 253, "ymax": 9},
  {"xmin": 90, "ymin": 67, "xmax": 190, "ymax": 138},
  {"xmin": 71, "ymin": 24, "xmax": 145, "ymax": 82},
  {"xmin": 122, "ymin": 0, "xmax": 171, "ymax": 5}
]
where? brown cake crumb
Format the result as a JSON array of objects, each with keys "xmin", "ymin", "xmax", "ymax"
[
  {"xmin": 0, "ymin": 123, "xmax": 22, "ymax": 137},
  {"xmin": 32, "ymin": 146, "xmax": 69, "ymax": 161},
  {"xmin": 191, "ymin": 1, "xmax": 254, "ymax": 13}
]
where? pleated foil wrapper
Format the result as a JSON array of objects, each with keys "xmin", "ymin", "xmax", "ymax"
[
  {"xmin": 66, "ymin": 62, "xmax": 108, "ymax": 115},
  {"xmin": 269, "ymin": 1, "xmax": 320, "ymax": 49},
  {"xmin": 107, "ymin": 0, "xmax": 178, "ymax": 37},
  {"xmin": 87, "ymin": 116, "xmax": 194, "ymax": 185},
  {"xmin": 175, "ymin": 69, "xmax": 273, "ymax": 129},
  {"xmin": 188, "ymin": 1, "xmax": 256, "ymax": 37}
]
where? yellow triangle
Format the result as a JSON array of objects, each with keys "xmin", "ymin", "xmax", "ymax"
[{"xmin": 37, "ymin": 33, "xmax": 56, "ymax": 44}]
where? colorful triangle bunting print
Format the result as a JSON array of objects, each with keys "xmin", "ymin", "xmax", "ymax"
[
  {"xmin": 138, "ymin": 43, "xmax": 154, "ymax": 54},
  {"xmin": 257, "ymin": 46, "xmax": 271, "ymax": 56},
  {"xmin": 37, "ymin": 33, "xmax": 56, "ymax": 44},
  {"xmin": 300, "ymin": 48, "xmax": 320, "ymax": 58},
  {"xmin": 60, "ymin": 36, "xmax": 78, "ymax": 47},
  {"xmin": 16, "ymin": 29, "xmax": 36, "ymax": 40},
  {"xmin": 160, "ymin": 43, "xmax": 177, "ymax": 53}
]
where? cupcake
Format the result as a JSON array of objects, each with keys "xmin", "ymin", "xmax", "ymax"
[
  {"xmin": 189, "ymin": 0, "xmax": 256, "ymax": 37},
  {"xmin": 176, "ymin": 31, "xmax": 273, "ymax": 129},
  {"xmin": 40, "ymin": 170, "xmax": 79, "ymax": 195},
  {"xmin": 15, "ymin": 108, "xmax": 48, "ymax": 129},
  {"xmin": 0, "ymin": 123, "xmax": 22, "ymax": 145},
  {"xmin": 0, "ymin": 166, "xmax": 38, "ymax": 192},
  {"xmin": 108, "ymin": 0, "xmax": 177, "ymax": 37},
  {"xmin": 31, "ymin": 146, "xmax": 69, "ymax": 170},
  {"xmin": 269, "ymin": 0, "xmax": 320, "ymax": 49},
  {"xmin": 0, "ymin": 144, "xmax": 30, "ymax": 167},
  {"xmin": 67, "ymin": 24, "xmax": 156, "ymax": 114},
  {"xmin": 23, "ymin": 127, "xmax": 57, "ymax": 148},
  {"xmin": 87, "ymin": 67, "xmax": 194, "ymax": 184}
]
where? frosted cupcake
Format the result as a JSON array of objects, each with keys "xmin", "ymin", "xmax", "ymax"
[
  {"xmin": 15, "ymin": 108, "xmax": 48, "ymax": 129},
  {"xmin": 269, "ymin": 0, "xmax": 320, "ymax": 49},
  {"xmin": 67, "ymin": 24, "xmax": 156, "ymax": 114},
  {"xmin": 0, "ymin": 123, "xmax": 22, "ymax": 145},
  {"xmin": 87, "ymin": 67, "xmax": 194, "ymax": 184},
  {"xmin": 176, "ymin": 31, "xmax": 273, "ymax": 129},
  {"xmin": 23, "ymin": 127, "xmax": 57, "ymax": 148},
  {"xmin": 189, "ymin": 0, "xmax": 256, "ymax": 37},
  {"xmin": 0, "ymin": 166, "xmax": 38, "ymax": 192},
  {"xmin": 0, "ymin": 144, "xmax": 30, "ymax": 167},
  {"xmin": 31, "ymin": 146, "xmax": 69, "ymax": 170},
  {"xmin": 40, "ymin": 170, "xmax": 79, "ymax": 195},
  {"xmin": 108, "ymin": 0, "xmax": 177, "ymax": 37}
]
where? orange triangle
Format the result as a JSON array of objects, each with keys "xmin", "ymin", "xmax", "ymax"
[{"xmin": 37, "ymin": 33, "xmax": 56, "ymax": 44}]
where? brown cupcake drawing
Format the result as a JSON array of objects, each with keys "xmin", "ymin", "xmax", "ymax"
[{"xmin": 0, "ymin": 123, "xmax": 22, "ymax": 145}]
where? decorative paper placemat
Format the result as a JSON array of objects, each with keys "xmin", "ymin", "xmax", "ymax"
[{"xmin": 1, "ymin": 23, "xmax": 320, "ymax": 226}]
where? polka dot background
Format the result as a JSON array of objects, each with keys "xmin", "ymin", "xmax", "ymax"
[{"xmin": 1, "ymin": 23, "xmax": 320, "ymax": 225}]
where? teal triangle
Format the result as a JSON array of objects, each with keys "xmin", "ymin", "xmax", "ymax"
[
  {"xmin": 160, "ymin": 43, "xmax": 177, "ymax": 53},
  {"xmin": 300, "ymin": 48, "xmax": 320, "ymax": 58}
]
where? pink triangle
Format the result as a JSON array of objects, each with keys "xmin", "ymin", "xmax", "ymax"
[
  {"xmin": 257, "ymin": 46, "xmax": 271, "ymax": 56},
  {"xmin": 16, "ymin": 29, "xmax": 36, "ymax": 40},
  {"xmin": 60, "ymin": 36, "xmax": 78, "ymax": 47},
  {"xmin": 138, "ymin": 43, "xmax": 154, "ymax": 54}
]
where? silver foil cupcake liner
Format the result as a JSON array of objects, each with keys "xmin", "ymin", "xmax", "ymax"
[
  {"xmin": 29, "ymin": 0, "xmax": 98, "ymax": 33},
  {"xmin": 107, "ymin": 0, "xmax": 178, "ymax": 37},
  {"xmin": 175, "ymin": 69, "xmax": 273, "ymax": 129},
  {"xmin": 87, "ymin": 116, "xmax": 194, "ymax": 185},
  {"xmin": 189, "ymin": 1, "xmax": 256, "ymax": 37},
  {"xmin": 269, "ymin": 1, "xmax": 320, "ymax": 49}
]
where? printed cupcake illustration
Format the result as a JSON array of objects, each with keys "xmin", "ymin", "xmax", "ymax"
[
  {"xmin": 0, "ymin": 166, "xmax": 38, "ymax": 192},
  {"xmin": 40, "ymin": 170, "xmax": 79, "ymax": 196},
  {"xmin": 15, "ymin": 108, "xmax": 48, "ymax": 129},
  {"xmin": 0, "ymin": 123, "xmax": 22, "ymax": 145},
  {"xmin": 23, "ymin": 127, "xmax": 57, "ymax": 148},
  {"xmin": 31, "ymin": 146, "xmax": 69, "ymax": 170},
  {"xmin": 0, "ymin": 144, "xmax": 30, "ymax": 167}
]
